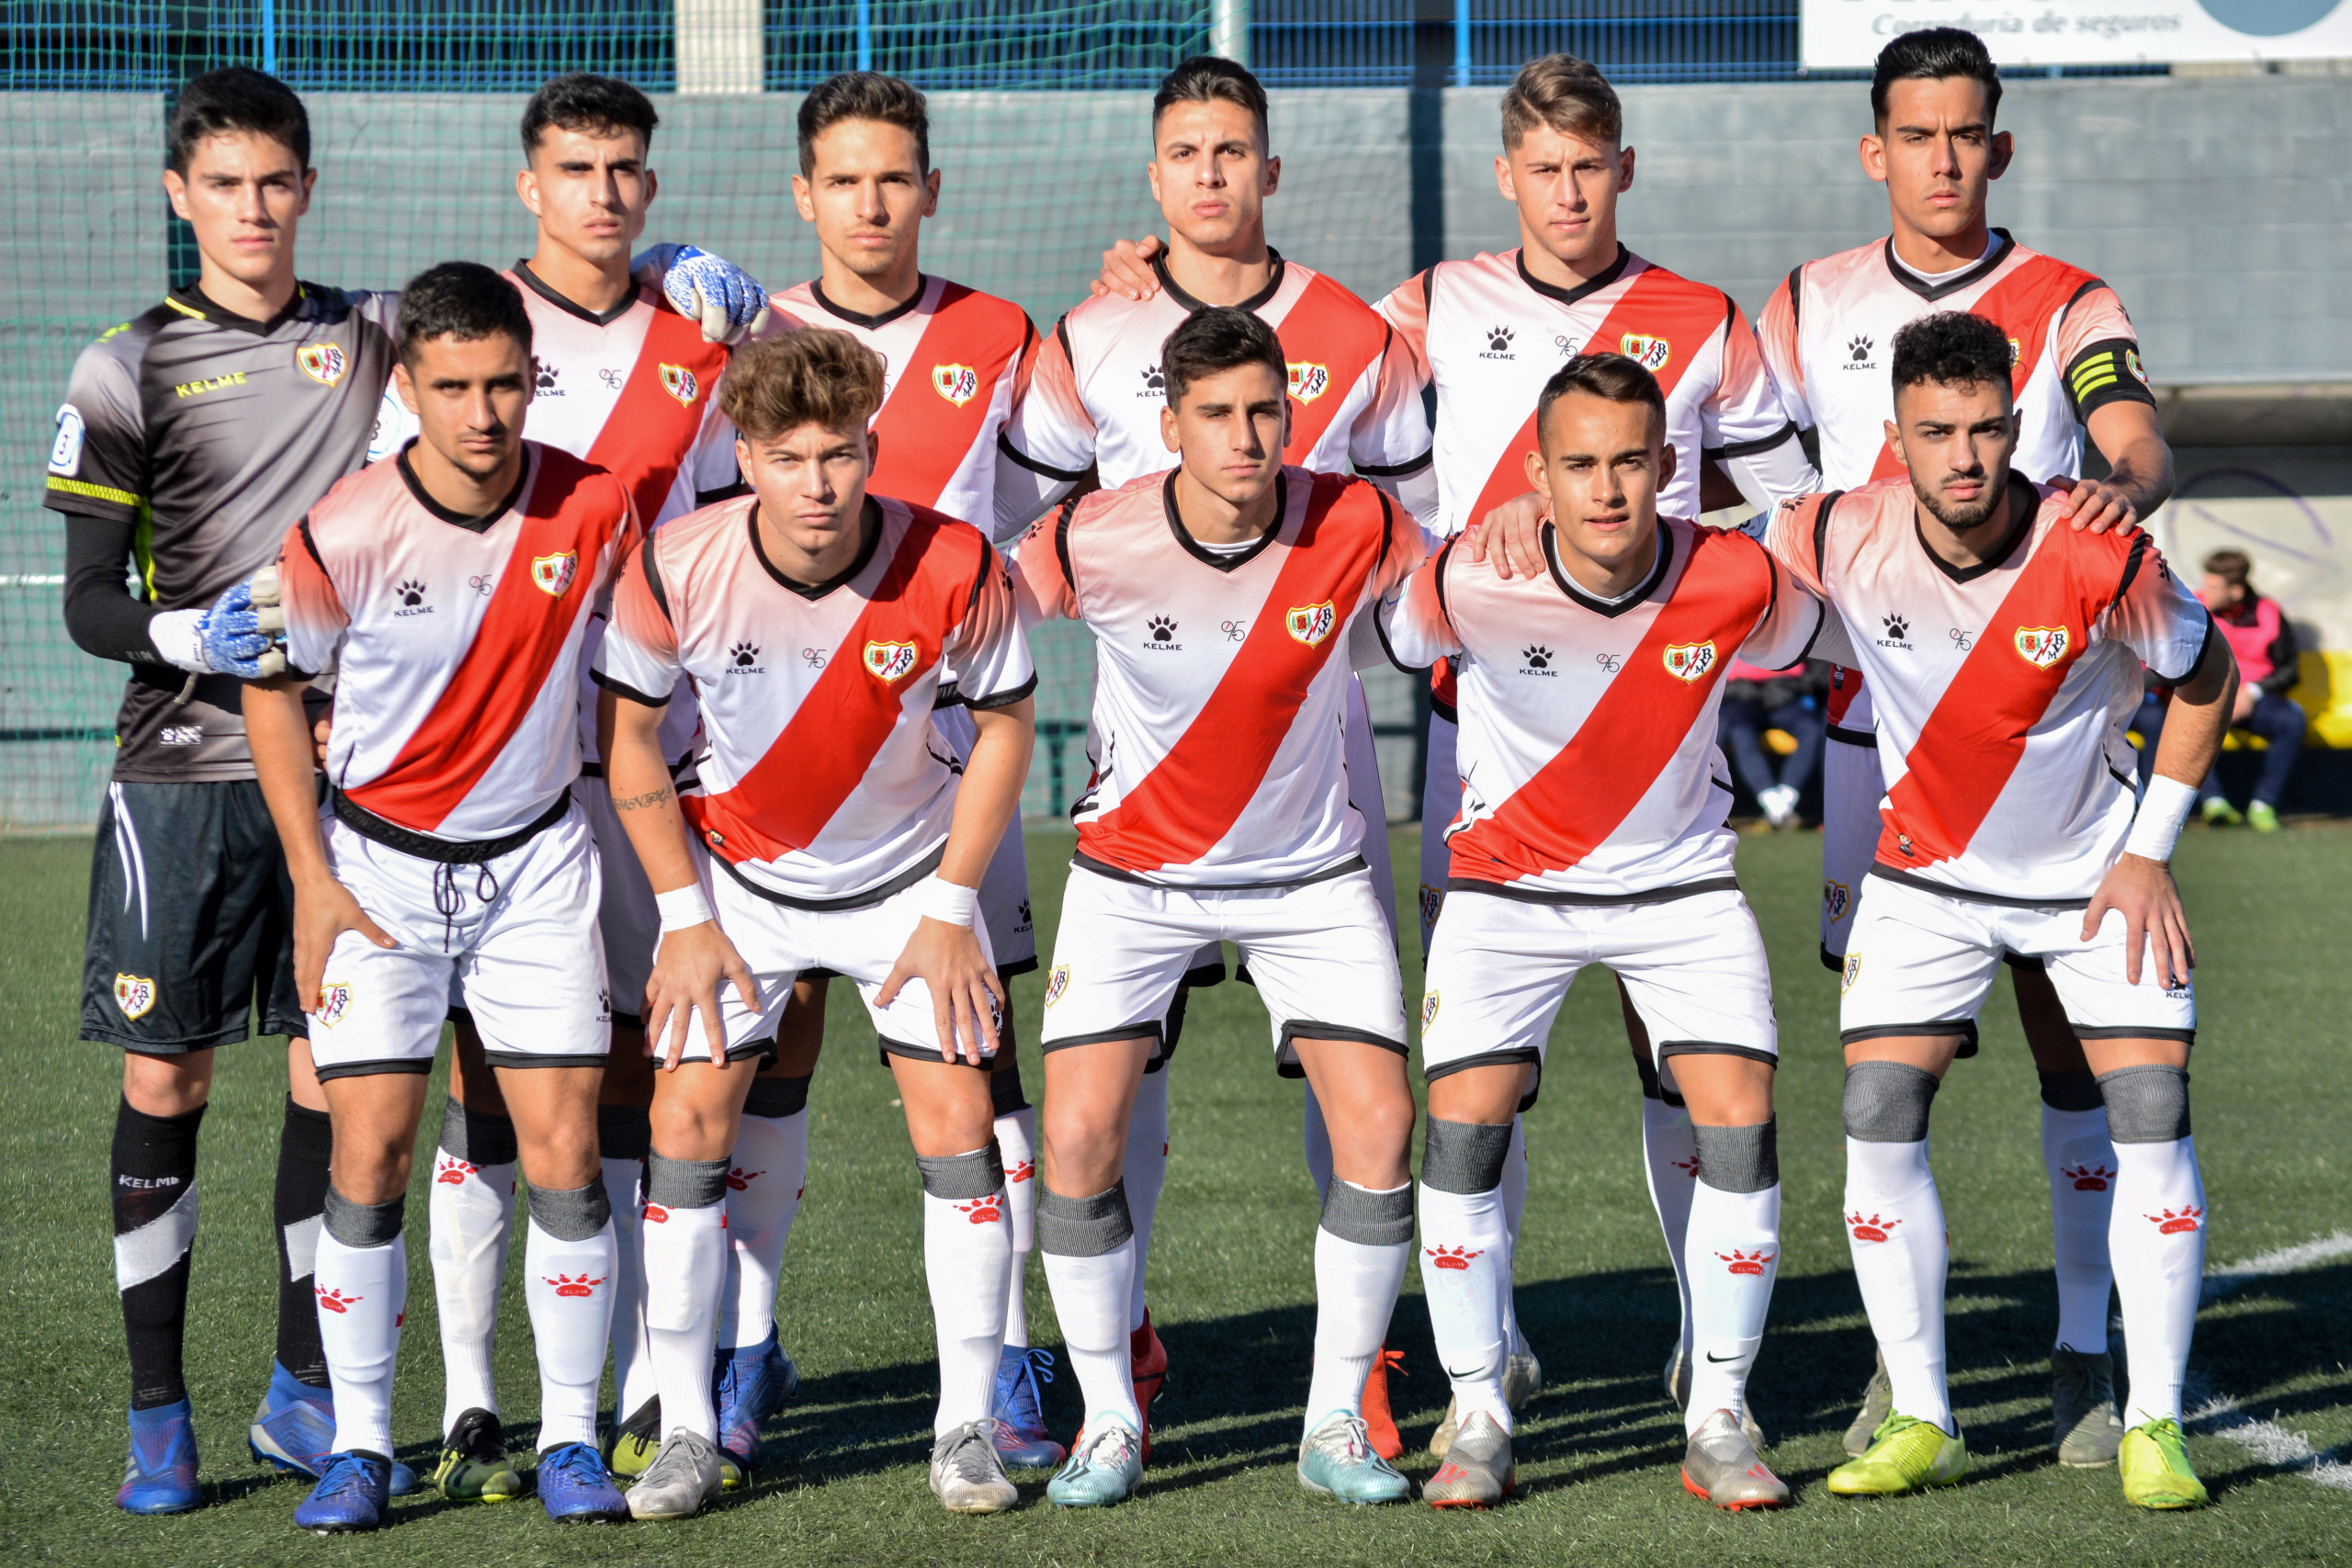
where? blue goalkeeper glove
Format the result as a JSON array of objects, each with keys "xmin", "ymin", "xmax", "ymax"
[
  {"xmin": 633, "ymin": 243, "xmax": 769, "ymax": 344},
  {"xmin": 151, "ymin": 576, "xmax": 286, "ymax": 678}
]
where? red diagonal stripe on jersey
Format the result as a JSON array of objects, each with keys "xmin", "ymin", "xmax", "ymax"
[
  {"xmin": 872, "ymin": 283, "xmax": 1033, "ymax": 509},
  {"xmin": 1446, "ymin": 529, "xmax": 1775, "ymax": 881},
  {"xmin": 346, "ymin": 452, "xmax": 624, "ymax": 831},
  {"xmin": 1273, "ymin": 271, "xmax": 1391, "ymax": 462},
  {"xmin": 682, "ymin": 510, "xmax": 978, "ymax": 864},
  {"xmin": 1080, "ymin": 475, "xmax": 1386, "ymax": 873},
  {"xmin": 590, "ymin": 299, "xmax": 730, "ymax": 525},
  {"xmin": 1876, "ymin": 513, "xmax": 2099, "ymax": 869}
]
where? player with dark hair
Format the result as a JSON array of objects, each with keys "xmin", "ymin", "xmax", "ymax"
[
  {"xmin": 1010, "ymin": 307, "xmax": 1427, "ymax": 1508},
  {"xmin": 244, "ymin": 259, "xmax": 641, "ymax": 1532},
  {"xmin": 1759, "ymin": 310, "xmax": 2228, "ymax": 1508}
]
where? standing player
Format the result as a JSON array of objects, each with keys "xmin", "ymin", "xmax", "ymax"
[
  {"xmin": 1385, "ymin": 355, "xmax": 1833, "ymax": 1509},
  {"xmin": 243, "ymin": 263, "xmax": 640, "ymax": 1531},
  {"xmin": 1011, "ymin": 308, "xmax": 1426, "ymax": 1507},
  {"xmin": 997, "ymin": 56, "xmax": 1435, "ymax": 1449},
  {"xmin": 706, "ymin": 71, "xmax": 1058, "ymax": 1476},
  {"xmin": 594, "ymin": 331, "xmax": 1037, "ymax": 1520},
  {"xmin": 1760, "ymin": 311, "xmax": 2227, "ymax": 1509}
]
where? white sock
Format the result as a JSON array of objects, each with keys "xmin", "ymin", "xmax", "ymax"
[
  {"xmin": 1302, "ymin": 1078, "xmax": 1333, "ymax": 1202},
  {"xmin": 522, "ymin": 1214, "xmax": 618, "ymax": 1452},
  {"xmin": 1642, "ymin": 1096, "xmax": 1699, "ymax": 1362},
  {"xmin": 427, "ymin": 1153, "xmax": 514, "ymax": 1435},
  {"xmin": 1304, "ymin": 1189, "xmax": 1410, "ymax": 1432},
  {"xmin": 1418, "ymin": 1181, "xmax": 1512, "ymax": 1432},
  {"xmin": 1041, "ymin": 1239, "xmax": 1144, "ymax": 1429},
  {"xmin": 599, "ymin": 1156, "xmax": 654, "ymax": 1417},
  {"xmin": 639, "ymin": 1191, "xmax": 728, "ymax": 1441},
  {"xmin": 716, "ymin": 1110, "xmax": 806, "ymax": 1351},
  {"xmin": 1123, "ymin": 1068, "xmax": 1170, "ymax": 1333},
  {"xmin": 2041, "ymin": 1105, "xmax": 2117, "ymax": 1354},
  {"xmin": 1682, "ymin": 1179, "xmax": 1781, "ymax": 1435},
  {"xmin": 1844, "ymin": 1136, "xmax": 1952, "ymax": 1434},
  {"xmin": 315, "ymin": 1230, "xmax": 406, "ymax": 1457},
  {"xmin": 2109, "ymin": 1136, "xmax": 2206, "ymax": 1427},
  {"xmin": 995, "ymin": 1107, "xmax": 1037, "ymax": 1348},
  {"xmin": 1499, "ymin": 1115, "xmax": 1530, "ymax": 1359},
  {"xmin": 921, "ymin": 1168, "xmax": 1014, "ymax": 1434}
]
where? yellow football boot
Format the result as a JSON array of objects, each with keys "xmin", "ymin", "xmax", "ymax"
[
  {"xmin": 1826, "ymin": 1412, "xmax": 1966, "ymax": 1496},
  {"xmin": 2119, "ymin": 1417, "xmax": 2209, "ymax": 1509}
]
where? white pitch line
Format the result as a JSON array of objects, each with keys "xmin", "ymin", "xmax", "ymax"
[
  {"xmin": 2200, "ymin": 1230, "xmax": 2352, "ymax": 1306},
  {"xmin": 2183, "ymin": 1231, "xmax": 2352, "ymax": 1492}
]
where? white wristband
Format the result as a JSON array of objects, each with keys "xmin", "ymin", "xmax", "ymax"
[
  {"xmin": 655, "ymin": 883, "xmax": 715, "ymax": 932},
  {"xmin": 2125, "ymin": 774, "xmax": 2198, "ymax": 864},
  {"xmin": 913, "ymin": 874, "xmax": 979, "ymax": 928}
]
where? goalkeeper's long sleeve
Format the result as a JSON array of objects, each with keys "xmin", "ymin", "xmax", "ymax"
[{"xmin": 62, "ymin": 511, "xmax": 166, "ymax": 665}]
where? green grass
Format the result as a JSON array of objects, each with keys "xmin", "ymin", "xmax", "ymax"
[{"xmin": 3, "ymin": 825, "xmax": 2346, "ymax": 1564}]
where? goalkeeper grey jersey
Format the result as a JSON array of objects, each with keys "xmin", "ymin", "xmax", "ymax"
[{"xmin": 46, "ymin": 282, "xmax": 401, "ymax": 782}]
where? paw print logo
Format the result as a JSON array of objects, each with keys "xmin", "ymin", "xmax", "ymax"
[
  {"xmin": 1716, "ymin": 1247, "xmax": 1775, "ymax": 1276},
  {"xmin": 1486, "ymin": 325, "xmax": 1515, "ymax": 353},
  {"xmin": 1006, "ymin": 1159, "xmax": 1035, "ymax": 1184},
  {"xmin": 535, "ymin": 358, "xmax": 560, "ymax": 390},
  {"xmin": 1671, "ymin": 1154, "xmax": 1701, "ymax": 1179},
  {"xmin": 726, "ymin": 1167, "xmax": 764, "ymax": 1191},
  {"xmin": 1522, "ymin": 645, "xmax": 1552, "ymax": 670},
  {"xmin": 730, "ymin": 640, "xmax": 760, "ymax": 667},
  {"xmin": 1849, "ymin": 334, "xmax": 1873, "ymax": 363},
  {"xmin": 543, "ymin": 1272, "xmax": 606, "ymax": 1298},
  {"xmin": 1882, "ymin": 614, "xmax": 1909, "ymax": 641},
  {"xmin": 643, "ymin": 1203, "xmax": 670, "ymax": 1224},
  {"xmin": 2145, "ymin": 1203, "xmax": 2203, "ymax": 1235},
  {"xmin": 1424, "ymin": 1244, "xmax": 1484, "ymax": 1271},
  {"xmin": 434, "ymin": 1156, "xmax": 479, "ymax": 1186},
  {"xmin": 397, "ymin": 580, "xmax": 426, "ymax": 607},
  {"xmin": 956, "ymin": 1193, "xmax": 1004, "ymax": 1224},
  {"xmin": 315, "ymin": 1285, "xmax": 362, "ymax": 1314},
  {"xmin": 2063, "ymin": 1163, "xmax": 2115, "ymax": 1192},
  {"xmin": 1147, "ymin": 616, "xmax": 1176, "ymax": 644},
  {"xmin": 1848, "ymin": 1211, "xmax": 1901, "ymax": 1243},
  {"xmin": 1141, "ymin": 364, "xmax": 1165, "ymax": 393},
  {"xmin": 1016, "ymin": 898, "xmax": 1033, "ymax": 928}
]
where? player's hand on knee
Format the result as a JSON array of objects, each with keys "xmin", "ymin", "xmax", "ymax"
[
  {"xmin": 2050, "ymin": 473, "xmax": 2140, "ymax": 536},
  {"xmin": 881, "ymin": 918, "xmax": 1002, "ymax": 1066},
  {"xmin": 1092, "ymin": 235, "xmax": 1164, "ymax": 300},
  {"xmin": 293, "ymin": 879, "xmax": 394, "ymax": 1009},
  {"xmin": 647, "ymin": 923, "xmax": 758, "ymax": 1072},
  {"xmin": 2087, "ymin": 853, "xmax": 2193, "ymax": 990},
  {"xmin": 1457, "ymin": 491, "xmax": 1550, "ymax": 581}
]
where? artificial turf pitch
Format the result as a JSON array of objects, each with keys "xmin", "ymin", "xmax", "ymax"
[{"xmin": 2, "ymin": 824, "xmax": 2346, "ymax": 1566}]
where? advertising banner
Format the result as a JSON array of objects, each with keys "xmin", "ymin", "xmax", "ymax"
[{"xmin": 1803, "ymin": 0, "xmax": 2352, "ymax": 68}]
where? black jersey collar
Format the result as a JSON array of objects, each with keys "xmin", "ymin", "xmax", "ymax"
[
  {"xmin": 749, "ymin": 496, "xmax": 885, "ymax": 599},
  {"xmin": 1544, "ymin": 515, "xmax": 1673, "ymax": 616},
  {"xmin": 808, "ymin": 276, "xmax": 928, "ymax": 331},
  {"xmin": 1880, "ymin": 228, "xmax": 2018, "ymax": 303},
  {"xmin": 169, "ymin": 280, "xmax": 317, "ymax": 335},
  {"xmin": 1914, "ymin": 471, "xmax": 2040, "ymax": 584},
  {"xmin": 1153, "ymin": 248, "xmax": 1287, "ymax": 315},
  {"xmin": 1515, "ymin": 243, "xmax": 1633, "ymax": 310},
  {"xmin": 1163, "ymin": 469, "xmax": 1287, "ymax": 571},
  {"xmin": 512, "ymin": 261, "xmax": 639, "ymax": 327},
  {"xmin": 397, "ymin": 442, "xmax": 531, "ymax": 534}
]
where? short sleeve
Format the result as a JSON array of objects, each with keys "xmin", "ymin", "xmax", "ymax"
[
  {"xmin": 1704, "ymin": 300, "xmax": 1804, "ymax": 457},
  {"xmin": 2056, "ymin": 283, "xmax": 2156, "ymax": 423},
  {"xmin": 1758, "ymin": 492, "xmax": 1831, "ymax": 597},
  {"xmin": 1376, "ymin": 543, "xmax": 1460, "ymax": 671},
  {"xmin": 682, "ymin": 408, "xmax": 744, "ymax": 506},
  {"xmin": 942, "ymin": 543, "xmax": 1037, "ymax": 709},
  {"xmin": 1737, "ymin": 553, "xmax": 1831, "ymax": 671},
  {"xmin": 44, "ymin": 337, "xmax": 148, "ymax": 525},
  {"xmin": 594, "ymin": 534, "xmax": 684, "ymax": 705},
  {"xmin": 997, "ymin": 318, "xmax": 1096, "ymax": 484},
  {"xmin": 1349, "ymin": 334, "xmax": 1435, "ymax": 478},
  {"xmin": 275, "ymin": 520, "xmax": 349, "ymax": 679},
  {"xmin": 1350, "ymin": 487, "xmax": 1431, "ymax": 671},
  {"xmin": 1755, "ymin": 270, "xmax": 1811, "ymax": 433},
  {"xmin": 1373, "ymin": 271, "xmax": 1433, "ymax": 388},
  {"xmin": 1007, "ymin": 502, "xmax": 1080, "ymax": 626},
  {"xmin": 2101, "ymin": 538, "xmax": 2211, "ymax": 685}
]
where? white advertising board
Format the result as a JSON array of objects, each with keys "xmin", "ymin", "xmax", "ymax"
[{"xmin": 1803, "ymin": 0, "xmax": 2352, "ymax": 68}]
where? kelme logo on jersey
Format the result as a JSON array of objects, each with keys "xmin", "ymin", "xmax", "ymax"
[
  {"xmin": 660, "ymin": 364, "xmax": 699, "ymax": 405},
  {"xmin": 933, "ymin": 363, "xmax": 980, "ymax": 407},
  {"xmin": 530, "ymin": 550, "xmax": 578, "ymax": 598},
  {"xmin": 296, "ymin": 343, "xmax": 348, "ymax": 387},
  {"xmin": 1823, "ymin": 879, "xmax": 1850, "ymax": 923},
  {"xmin": 315, "ymin": 983, "xmax": 355, "ymax": 1028},
  {"xmin": 2013, "ymin": 626, "xmax": 2070, "ymax": 670},
  {"xmin": 113, "ymin": 972, "xmax": 157, "ymax": 1021},
  {"xmin": 1284, "ymin": 602, "xmax": 1337, "ymax": 647},
  {"xmin": 863, "ymin": 639, "xmax": 919, "ymax": 683},
  {"xmin": 1044, "ymin": 964, "xmax": 1070, "ymax": 1008},
  {"xmin": 1661, "ymin": 640, "xmax": 1717, "ymax": 682},
  {"xmin": 1619, "ymin": 333, "xmax": 1670, "ymax": 373},
  {"xmin": 1286, "ymin": 362, "xmax": 1330, "ymax": 402}
]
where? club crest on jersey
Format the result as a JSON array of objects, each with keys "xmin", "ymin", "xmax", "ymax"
[
  {"xmin": 863, "ymin": 639, "xmax": 919, "ymax": 683},
  {"xmin": 315, "ymin": 983, "xmax": 355, "ymax": 1028},
  {"xmin": 295, "ymin": 343, "xmax": 347, "ymax": 387},
  {"xmin": 1823, "ymin": 879, "xmax": 1851, "ymax": 923},
  {"xmin": 2013, "ymin": 626, "xmax": 2070, "ymax": 670},
  {"xmin": 1286, "ymin": 361, "xmax": 1330, "ymax": 402},
  {"xmin": 1044, "ymin": 964, "xmax": 1070, "ymax": 1008},
  {"xmin": 1661, "ymin": 640, "xmax": 1717, "ymax": 682},
  {"xmin": 530, "ymin": 550, "xmax": 578, "ymax": 598},
  {"xmin": 1840, "ymin": 953, "xmax": 1861, "ymax": 994},
  {"xmin": 2126, "ymin": 349, "xmax": 2148, "ymax": 386},
  {"xmin": 1419, "ymin": 992, "xmax": 1440, "ymax": 1033},
  {"xmin": 113, "ymin": 972, "xmax": 156, "ymax": 1021},
  {"xmin": 1284, "ymin": 602, "xmax": 1337, "ymax": 647},
  {"xmin": 659, "ymin": 364, "xmax": 699, "ymax": 405},
  {"xmin": 1619, "ymin": 333, "xmax": 1670, "ymax": 373},
  {"xmin": 932, "ymin": 363, "xmax": 980, "ymax": 407}
]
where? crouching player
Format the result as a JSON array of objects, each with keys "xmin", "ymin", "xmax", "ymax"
[
  {"xmin": 594, "ymin": 329, "xmax": 1037, "ymax": 1518},
  {"xmin": 1385, "ymin": 355, "xmax": 1828, "ymax": 1509},
  {"xmin": 1760, "ymin": 312, "xmax": 2230, "ymax": 1508},
  {"xmin": 243, "ymin": 263, "xmax": 640, "ymax": 1530},
  {"xmin": 1010, "ymin": 308, "xmax": 1426, "ymax": 1507}
]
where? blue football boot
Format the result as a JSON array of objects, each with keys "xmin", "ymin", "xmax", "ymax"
[
  {"xmin": 535, "ymin": 1440, "xmax": 628, "ymax": 1523},
  {"xmin": 250, "ymin": 1360, "xmax": 418, "ymax": 1495},
  {"xmin": 119, "ymin": 1398, "xmax": 203, "ymax": 1514},
  {"xmin": 292, "ymin": 1450, "xmax": 390, "ymax": 1533},
  {"xmin": 992, "ymin": 1345, "xmax": 1067, "ymax": 1469},
  {"xmin": 712, "ymin": 1329, "xmax": 799, "ymax": 1487}
]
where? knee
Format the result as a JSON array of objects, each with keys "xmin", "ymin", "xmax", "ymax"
[
  {"xmin": 1841, "ymin": 1059, "xmax": 1939, "ymax": 1143},
  {"xmin": 2097, "ymin": 1064, "xmax": 2190, "ymax": 1144},
  {"xmin": 1422, "ymin": 1116, "xmax": 1513, "ymax": 1195}
]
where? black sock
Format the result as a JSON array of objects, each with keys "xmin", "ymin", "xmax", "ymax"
[
  {"xmin": 273, "ymin": 1098, "xmax": 334, "ymax": 1388},
  {"xmin": 113, "ymin": 1098, "xmax": 205, "ymax": 1411}
]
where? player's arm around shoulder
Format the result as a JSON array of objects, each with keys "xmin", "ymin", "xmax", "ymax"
[{"xmin": 1375, "ymin": 534, "xmax": 1463, "ymax": 673}]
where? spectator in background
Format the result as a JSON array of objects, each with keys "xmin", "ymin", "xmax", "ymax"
[
  {"xmin": 2134, "ymin": 548, "xmax": 2304, "ymax": 833},
  {"xmin": 1718, "ymin": 657, "xmax": 1826, "ymax": 831}
]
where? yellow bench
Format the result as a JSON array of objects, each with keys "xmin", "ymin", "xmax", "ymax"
[{"xmin": 2127, "ymin": 649, "xmax": 2352, "ymax": 751}]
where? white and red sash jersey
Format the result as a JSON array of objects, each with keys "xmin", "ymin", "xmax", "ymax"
[
  {"xmin": 1763, "ymin": 476, "xmax": 2210, "ymax": 903},
  {"xmin": 1384, "ymin": 518, "xmax": 1827, "ymax": 900},
  {"xmin": 594, "ymin": 494, "xmax": 1035, "ymax": 905},
  {"xmin": 1012, "ymin": 465, "xmax": 1426, "ymax": 888},
  {"xmin": 731, "ymin": 275, "xmax": 1038, "ymax": 538},
  {"xmin": 999, "ymin": 252, "xmax": 1432, "ymax": 501},
  {"xmin": 275, "ymin": 442, "xmax": 639, "ymax": 841}
]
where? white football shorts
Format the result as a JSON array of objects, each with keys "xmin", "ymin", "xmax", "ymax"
[
  {"xmin": 1819, "ymin": 731, "xmax": 1882, "ymax": 965},
  {"xmin": 1418, "ymin": 709, "xmax": 1459, "ymax": 960}
]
